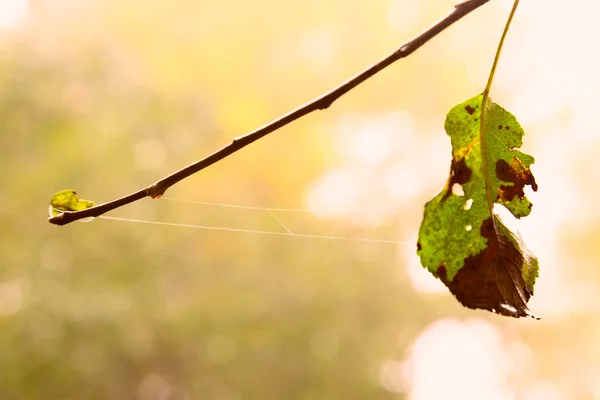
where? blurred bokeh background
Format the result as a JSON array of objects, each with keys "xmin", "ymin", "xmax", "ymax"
[{"xmin": 1, "ymin": 0, "xmax": 598, "ymax": 398}]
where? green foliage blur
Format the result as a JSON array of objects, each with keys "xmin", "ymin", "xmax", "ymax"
[
  {"xmin": 2, "ymin": 1, "xmax": 600, "ymax": 399},
  {"xmin": 0, "ymin": 2, "xmax": 438, "ymax": 398}
]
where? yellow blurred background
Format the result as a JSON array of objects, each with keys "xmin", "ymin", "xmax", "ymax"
[{"xmin": 1, "ymin": 0, "xmax": 598, "ymax": 399}]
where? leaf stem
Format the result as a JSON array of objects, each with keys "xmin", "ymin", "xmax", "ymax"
[
  {"xmin": 49, "ymin": 0, "xmax": 492, "ymax": 226},
  {"xmin": 479, "ymin": 0, "xmax": 520, "ymax": 213}
]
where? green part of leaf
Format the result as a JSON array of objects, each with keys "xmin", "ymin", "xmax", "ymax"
[
  {"xmin": 417, "ymin": 94, "xmax": 539, "ymax": 318},
  {"xmin": 49, "ymin": 190, "xmax": 96, "ymax": 216}
]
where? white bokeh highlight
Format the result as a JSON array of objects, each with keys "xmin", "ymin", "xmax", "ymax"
[
  {"xmin": 0, "ymin": 0, "xmax": 28, "ymax": 28},
  {"xmin": 393, "ymin": 318, "xmax": 513, "ymax": 400}
]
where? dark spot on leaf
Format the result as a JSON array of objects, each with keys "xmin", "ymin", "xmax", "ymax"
[
  {"xmin": 498, "ymin": 125, "xmax": 503, "ymax": 130},
  {"xmin": 482, "ymin": 218, "xmax": 495, "ymax": 235},
  {"xmin": 496, "ymin": 159, "xmax": 538, "ymax": 202},
  {"xmin": 465, "ymin": 105, "xmax": 476, "ymax": 115},
  {"xmin": 442, "ymin": 158, "xmax": 472, "ymax": 201},
  {"xmin": 436, "ymin": 217, "xmax": 538, "ymax": 318},
  {"xmin": 505, "ymin": 126, "xmax": 510, "ymax": 130},
  {"xmin": 437, "ymin": 264, "xmax": 447, "ymax": 279},
  {"xmin": 496, "ymin": 159, "xmax": 511, "ymax": 180},
  {"xmin": 452, "ymin": 158, "xmax": 472, "ymax": 184},
  {"xmin": 417, "ymin": 242, "xmax": 422, "ymax": 251}
]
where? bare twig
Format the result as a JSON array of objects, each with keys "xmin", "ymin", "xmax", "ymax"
[{"xmin": 49, "ymin": 0, "xmax": 491, "ymax": 226}]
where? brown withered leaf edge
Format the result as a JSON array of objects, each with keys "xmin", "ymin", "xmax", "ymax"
[
  {"xmin": 496, "ymin": 159, "xmax": 538, "ymax": 204},
  {"xmin": 435, "ymin": 217, "xmax": 539, "ymax": 318}
]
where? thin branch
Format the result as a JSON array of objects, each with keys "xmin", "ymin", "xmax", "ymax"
[{"xmin": 49, "ymin": 0, "xmax": 491, "ymax": 226}]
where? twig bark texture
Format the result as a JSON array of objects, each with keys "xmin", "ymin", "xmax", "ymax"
[{"xmin": 49, "ymin": 0, "xmax": 491, "ymax": 226}]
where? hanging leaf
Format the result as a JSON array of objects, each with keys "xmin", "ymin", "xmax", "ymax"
[
  {"xmin": 417, "ymin": 94, "xmax": 539, "ymax": 318},
  {"xmin": 49, "ymin": 190, "xmax": 96, "ymax": 217}
]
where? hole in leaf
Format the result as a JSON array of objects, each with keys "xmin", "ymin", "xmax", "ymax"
[
  {"xmin": 464, "ymin": 198, "xmax": 473, "ymax": 210},
  {"xmin": 465, "ymin": 225, "xmax": 472, "ymax": 231},
  {"xmin": 452, "ymin": 183, "xmax": 465, "ymax": 197}
]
